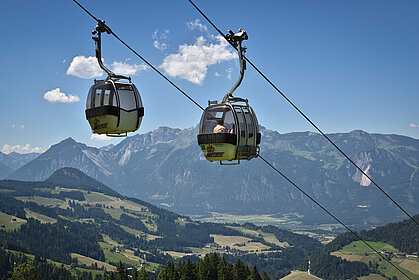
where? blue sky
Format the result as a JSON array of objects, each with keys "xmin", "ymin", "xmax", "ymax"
[{"xmin": 1, "ymin": 0, "xmax": 418, "ymax": 154}]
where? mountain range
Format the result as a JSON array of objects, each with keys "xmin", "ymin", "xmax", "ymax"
[
  {"xmin": 0, "ymin": 151, "xmax": 39, "ymax": 178},
  {"xmin": 4, "ymin": 126, "xmax": 419, "ymax": 229}
]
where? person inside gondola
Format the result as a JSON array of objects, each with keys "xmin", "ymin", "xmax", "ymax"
[{"xmin": 213, "ymin": 119, "xmax": 227, "ymax": 133}]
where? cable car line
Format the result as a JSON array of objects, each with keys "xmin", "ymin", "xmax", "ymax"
[
  {"xmin": 72, "ymin": 0, "xmax": 204, "ymax": 112},
  {"xmin": 259, "ymin": 154, "xmax": 413, "ymax": 280},
  {"xmin": 186, "ymin": 0, "xmax": 419, "ymax": 227},
  {"xmin": 70, "ymin": 2, "xmax": 414, "ymax": 278}
]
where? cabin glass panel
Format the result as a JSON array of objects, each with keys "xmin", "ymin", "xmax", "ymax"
[
  {"xmin": 94, "ymin": 88, "xmax": 103, "ymax": 107},
  {"xmin": 234, "ymin": 106, "xmax": 247, "ymax": 146},
  {"xmin": 242, "ymin": 107, "xmax": 255, "ymax": 145},
  {"xmin": 87, "ymin": 83, "xmax": 116, "ymax": 109},
  {"xmin": 103, "ymin": 89, "xmax": 111, "ymax": 106},
  {"xmin": 200, "ymin": 105, "xmax": 235, "ymax": 134},
  {"xmin": 86, "ymin": 87, "xmax": 94, "ymax": 109},
  {"xmin": 117, "ymin": 84, "xmax": 137, "ymax": 111}
]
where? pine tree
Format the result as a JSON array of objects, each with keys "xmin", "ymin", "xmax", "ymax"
[
  {"xmin": 180, "ymin": 259, "xmax": 196, "ymax": 280},
  {"xmin": 249, "ymin": 266, "xmax": 262, "ymax": 280},
  {"xmin": 233, "ymin": 259, "xmax": 250, "ymax": 280},
  {"xmin": 138, "ymin": 267, "xmax": 149, "ymax": 280},
  {"xmin": 116, "ymin": 261, "xmax": 128, "ymax": 280},
  {"xmin": 261, "ymin": 271, "xmax": 270, "ymax": 280},
  {"xmin": 217, "ymin": 257, "xmax": 233, "ymax": 280},
  {"xmin": 9, "ymin": 260, "xmax": 40, "ymax": 280}
]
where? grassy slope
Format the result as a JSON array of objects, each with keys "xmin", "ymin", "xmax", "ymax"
[
  {"xmin": 331, "ymin": 240, "xmax": 419, "ymax": 280},
  {"xmin": 6, "ymin": 249, "xmax": 104, "ymax": 278},
  {"xmin": 1, "ymin": 184, "xmax": 319, "ymax": 276},
  {"xmin": 0, "ymin": 212, "xmax": 26, "ymax": 231}
]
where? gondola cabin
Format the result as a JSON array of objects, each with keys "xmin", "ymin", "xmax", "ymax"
[
  {"xmin": 197, "ymin": 98, "xmax": 260, "ymax": 164},
  {"xmin": 85, "ymin": 78, "xmax": 144, "ymax": 136}
]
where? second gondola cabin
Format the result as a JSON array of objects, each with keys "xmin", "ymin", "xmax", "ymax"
[
  {"xmin": 85, "ymin": 78, "xmax": 144, "ymax": 136},
  {"xmin": 197, "ymin": 29, "xmax": 260, "ymax": 164},
  {"xmin": 198, "ymin": 97, "xmax": 260, "ymax": 164}
]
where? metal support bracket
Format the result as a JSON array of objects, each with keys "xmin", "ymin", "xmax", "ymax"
[
  {"xmin": 92, "ymin": 20, "xmax": 117, "ymax": 79},
  {"xmin": 223, "ymin": 29, "xmax": 248, "ymax": 103}
]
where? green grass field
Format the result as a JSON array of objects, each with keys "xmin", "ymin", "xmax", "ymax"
[
  {"xmin": 227, "ymin": 225, "xmax": 289, "ymax": 247},
  {"xmin": 25, "ymin": 209, "xmax": 57, "ymax": 223},
  {"xmin": 193, "ymin": 212, "xmax": 342, "ymax": 234},
  {"xmin": 6, "ymin": 249, "xmax": 105, "ymax": 277},
  {"xmin": 15, "ymin": 196, "xmax": 64, "ymax": 207},
  {"xmin": 332, "ymin": 241, "xmax": 419, "ymax": 280},
  {"xmin": 341, "ymin": 241, "xmax": 396, "ymax": 254},
  {"xmin": 0, "ymin": 212, "xmax": 26, "ymax": 231},
  {"xmin": 210, "ymin": 234, "xmax": 270, "ymax": 252},
  {"xmin": 70, "ymin": 253, "xmax": 115, "ymax": 270}
]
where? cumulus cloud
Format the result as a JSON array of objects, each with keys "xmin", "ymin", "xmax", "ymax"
[
  {"xmin": 409, "ymin": 123, "xmax": 419, "ymax": 128},
  {"xmin": 11, "ymin": 124, "xmax": 25, "ymax": 129},
  {"xmin": 110, "ymin": 61, "xmax": 148, "ymax": 75},
  {"xmin": 44, "ymin": 88, "xmax": 80, "ymax": 104},
  {"xmin": 187, "ymin": 19, "xmax": 208, "ymax": 32},
  {"xmin": 90, "ymin": 134, "xmax": 113, "ymax": 141},
  {"xmin": 66, "ymin": 55, "xmax": 147, "ymax": 78},
  {"xmin": 2, "ymin": 144, "xmax": 43, "ymax": 154},
  {"xmin": 152, "ymin": 29, "xmax": 170, "ymax": 50},
  {"xmin": 160, "ymin": 35, "xmax": 236, "ymax": 85},
  {"xmin": 66, "ymin": 56, "xmax": 103, "ymax": 79},
  {"xmin": 226, "ymin": 67, "xmax": 233, "ymax": 80}
]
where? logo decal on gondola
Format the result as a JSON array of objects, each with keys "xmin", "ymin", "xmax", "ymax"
[
  {"xmin": 93, "ymin": 119, "xmax": 107, "ymax": 130},
  {"xmin": 206, "ymin": 145, "xmax": 224, "ymax": 158}
]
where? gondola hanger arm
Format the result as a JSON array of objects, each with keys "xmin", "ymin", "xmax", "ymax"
[
  {"xmin": 92, "ymin": 20, "xmax": 116, "ymax": 79},
  {"xmin": 223, "ymin": 29, "xmax": 248, "ymax": 103}
]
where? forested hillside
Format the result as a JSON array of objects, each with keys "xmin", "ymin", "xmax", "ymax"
[
  {"xmin": 0, "ymin": 168, "xmax": 322, "ymax": 279},
  {"xmin": 309, "ymin": 215, "xmax": 419, "ymax": 279}
]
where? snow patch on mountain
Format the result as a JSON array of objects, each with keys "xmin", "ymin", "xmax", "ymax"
[
  {"xmin": 118, "ymin": 149, "xmax": 131, "ymax": 166},
  {"xmin": 81, "ymin": 150, "xmax": 112, "ymax": 176},
  {"xmin": 352, "ymin": 152, "xmax": 373, "ymax": 186}
]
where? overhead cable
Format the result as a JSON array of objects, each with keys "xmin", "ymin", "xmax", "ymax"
[
  {"xmin": 72, "ymin": 0, "xmax": 204, "ymax": 111},
  {"xmin": 187, "ymin": 0, "xmax": 419, "ymax": 227},
  {"xmin": 72, "ymin": 1, "xmax": 414, "ymax": 278},
  {"xmin": 259, "ymin": 154, "xmax": 412, "ymax": 280}
]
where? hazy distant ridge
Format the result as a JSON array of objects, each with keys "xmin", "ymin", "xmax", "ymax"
[{"xmin": 7, "ymin": 126, "xmax": 419, "ymax": 228}]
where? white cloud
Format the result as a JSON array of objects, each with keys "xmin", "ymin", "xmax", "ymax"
[
  {"xmin": 110, "ymin": 61, "xmax": 148, "ymax": 76},
  {"xmin": 214, "ymin": 72, "xmax": 220, "ymax": 77},
  {"xmin": 160, "ymin": 35, "xmax": 236, "ymax": 85},
  {"xmin": 43, "ymin": 88, "xmax": 80, "ymax": 104},
  {"xmin": 187, "ymin": 19, "xmax": 208, "ymax": 32},
  {"xmin": 90, "ymin": 134, "xmax": 113, "ymax": 141},
  {"xmin": 226, "ymin": 67, "xmax": 233, "ymax": 80},
  {"xmin": 12, "ymin": 124, "xmax": 25, "ymax": 129},
  {"xmin": 66, "ymin": 56, "xmax": 103, "ymax": 79},
  {"xmin": 2, "ymin": 144, "xmax": 43, "ymax": 154},
  {"xmin": 152, "ymin": 29, "xmax": 170, "ymax": 51},
  {"xmin": 67, "ymin": 55, "xmax": 147, "ymax": 78},
  {"xmin": 409, "ymin": 123, "xmax": 419, "ymax": 128}
]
